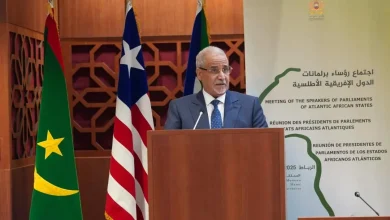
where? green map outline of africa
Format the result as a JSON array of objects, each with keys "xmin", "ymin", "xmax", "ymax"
[{"xmin": 258, "ymin": 68, "xmax": 335, "ymax": 216}]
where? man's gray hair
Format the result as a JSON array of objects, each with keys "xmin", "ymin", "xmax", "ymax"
[{"xmin": 195, "ymin": 46, "xmax": 226, "ymax": 68}]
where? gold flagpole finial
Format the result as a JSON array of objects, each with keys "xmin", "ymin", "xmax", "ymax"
[
  {"xmin": 47, "ymin": 0, "xmax": 60, "ymax": 35},
  {"xmin": 47, "ymin": 2, "xmax": 53, "ymax": 17}
]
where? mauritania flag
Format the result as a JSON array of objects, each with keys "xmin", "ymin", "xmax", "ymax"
[
  {"xmin": 104, "ymin": 0, "xmax": 154, "ymax": 220},
  {"xmin": 183, "ymin": 0, "xmax": 210, "ymax": 96},
  {"xmin": 29, "ymin": 2, "xmax": 83, "ymax": 220}
]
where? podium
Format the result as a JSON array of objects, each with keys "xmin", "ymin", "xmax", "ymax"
[
  {"xmin": 299, "ymin": 217, "xmax": 390, "ymax": 220},
  {"xmin": 147, "ymin": 128, "xmax": 285, "ymax": 220}
]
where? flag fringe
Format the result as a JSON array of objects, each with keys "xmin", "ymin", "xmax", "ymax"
[{"xmin": 104, "ymin": 212, "xmax": 113, "ymax": 220}]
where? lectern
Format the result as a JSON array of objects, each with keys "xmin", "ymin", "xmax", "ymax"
[{"xmin": 147, "ymin": 128, "xmax": 285, "ymax": 220}]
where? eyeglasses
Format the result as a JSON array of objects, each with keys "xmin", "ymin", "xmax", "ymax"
[{"xmin": 198, "ymin": 65, "xmax": 233, "ymax": 75}]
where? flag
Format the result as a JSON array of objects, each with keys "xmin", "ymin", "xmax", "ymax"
[
  {"xmin": 104, "ymin": 1, "xmax": 154, "ymax": 220},
  {"xmin": 29, "ymin": 3, "xmax": 83, "ymax": 220},
  {"xmin": 183, "ymin": 0, "xmax": 210, "ymax": 96}
]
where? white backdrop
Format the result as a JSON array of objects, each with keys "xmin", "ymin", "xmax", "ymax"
[{"xmin": 244, "ymin": 0, "xmax": 390, "ymax": 218}]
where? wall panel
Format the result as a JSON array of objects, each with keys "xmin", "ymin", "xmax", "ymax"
[
  {"xmin": 6, "ymin": 0, "xmax": 47, "ymax": 33},
  {"xmin": 0, "ymin": 0, "xmax": 6, "ymax": 23},
  {"xmin": 59, "ymin": 0, "xmax": 244, "ymax": 38},
  {"xmin": 0, "ymin": 170, "xmax": 11, "ymax": 220},
  {"xmin": 59, "ymin": 0, "xmax": 126, "ymax": 38},
  {"xmin": 0, "ymin": 23, "xmax": 11, "ymax": 168},
  {"xmin": 0, "ymin": 22, "xmax": 11, "ymax": 220},
  {"xmin": 135, "ymin": 0, "xmax": 244, "ymax": 36},
  {"xmin": 206, "ymin": 0, "xmax": 244, "ymax": 35}
]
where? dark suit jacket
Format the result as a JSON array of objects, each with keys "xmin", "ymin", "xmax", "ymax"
[{"xmin": 164, "ymin": 90, "xmax": 268, "ymax": 129}]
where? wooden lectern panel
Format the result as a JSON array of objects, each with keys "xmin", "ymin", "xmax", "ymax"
[
  {"xmin": 299, "ymin": 217, "xmax": 390, "ymax": 220},
  {"xmin": 148, "ymin": 128, "xmax": 285, "ymax": 220}
]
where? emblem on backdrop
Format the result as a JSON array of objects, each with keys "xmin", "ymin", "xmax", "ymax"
[{"xmin": 309, "ymin": 0, "xmax": 325, "ymax": 21}]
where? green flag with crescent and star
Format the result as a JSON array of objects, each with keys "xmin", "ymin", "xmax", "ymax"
[{"xmin": 29, "ymin": 6, "xmax": 83, "ymax": 220}]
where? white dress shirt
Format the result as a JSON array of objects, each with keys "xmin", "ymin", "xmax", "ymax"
[{"xmin": 202, "ymin": 89, "xmax": 226, "ymax": 128}]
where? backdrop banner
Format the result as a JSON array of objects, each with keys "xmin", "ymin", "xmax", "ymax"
[{"xmin": 243, "ymin": 0, "xmax": 390, "ymax": 218}]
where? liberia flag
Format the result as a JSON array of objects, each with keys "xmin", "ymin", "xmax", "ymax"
[{"xmin": 104, "ymin": 1, "xmax": 154, "ymax": 220}]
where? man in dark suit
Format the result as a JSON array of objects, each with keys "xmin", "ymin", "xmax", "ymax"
[{"xmin": 164, "ymin": 46, "xmax": 268, "ymax": 130}]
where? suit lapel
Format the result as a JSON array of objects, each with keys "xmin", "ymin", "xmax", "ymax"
[
  {"xmin": 190, "ymin": 92, "xmax": 209, "ymax": 129},
  {"xmin": 223, "ymin": 91, "xmax": 241, "ymax": 128}
]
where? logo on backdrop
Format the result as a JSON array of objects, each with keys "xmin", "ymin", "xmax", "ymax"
[{"xmin": 309, "ymin": 0, "xmax": 325, "ymax": 21}]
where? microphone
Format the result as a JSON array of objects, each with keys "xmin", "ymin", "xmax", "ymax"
[
  {"xmin": 355, "ymin": 191, "xmax": 379, "ymax": 216},
  {"xmin": 193, "ymin": 111, "xmax": 203, "ymax": 130}
]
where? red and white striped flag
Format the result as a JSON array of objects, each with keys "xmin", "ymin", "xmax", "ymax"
[{"xmin": 105, "ymin": 1, "xmax": 154, "ymax": 219}]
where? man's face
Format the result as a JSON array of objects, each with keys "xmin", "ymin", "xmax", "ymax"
[{"xmin": 196, "ymin": 53, "xmax": 230, "ymax": 98}]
